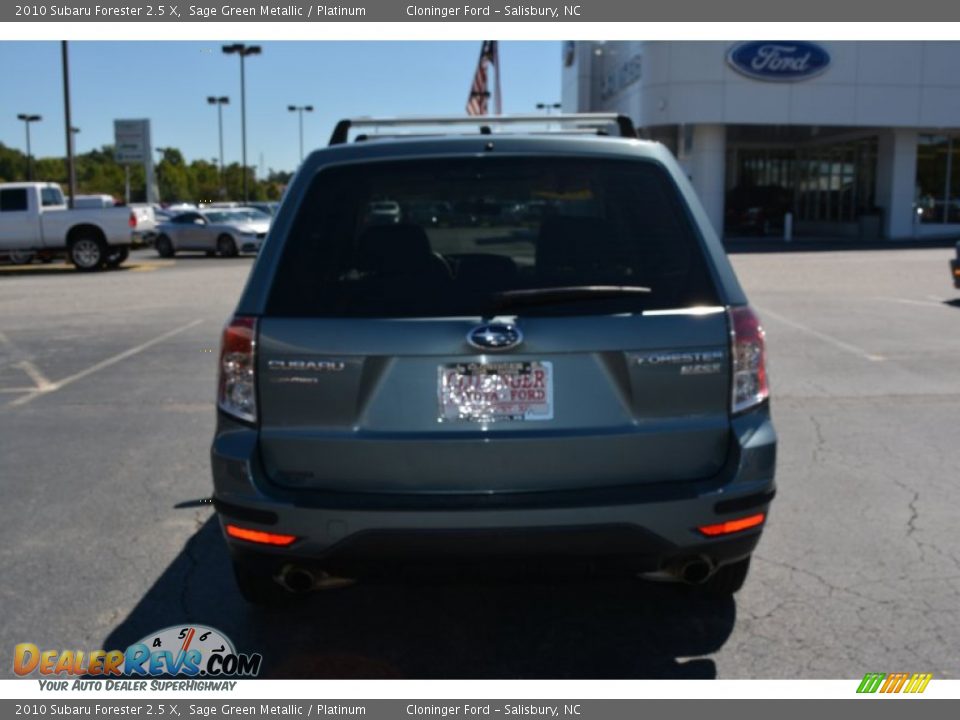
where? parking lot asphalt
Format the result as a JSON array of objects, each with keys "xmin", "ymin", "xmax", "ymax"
[{"xmin": 1, "ymin": 246, "xmax": 958, "ymax": 679}]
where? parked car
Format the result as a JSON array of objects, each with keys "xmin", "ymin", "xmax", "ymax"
[
  {"xmin": 725, "ymin": 185, "xmax": 792, "ymax": 236},
  {"xmin": 204, "ymin": 201, "xmax": 242, "ymax": 209},
  {"xmin": 211, "ymin": 114, "xmax": 777, "ymax": 606},
  {"xmin": 153, "ymin": 207, "xmax": 271, "ymax": 257},
  {"xmin": 247, "ymin": 202, "xmax": 280, "ymax": 217},
  {"xmin": 365, "ymin": 200, "xmax": 401, "ymax": 225},
  {"xmin": 0, "ymin": 182, "xmax": 153, "ymax": 270},
  {"xmin": 73, "ymin": 194, "xmax": 117, "ymax": 209},
  {"xmin": 951, "ymin": 240, "xmax": 960, "ymax": 289}
]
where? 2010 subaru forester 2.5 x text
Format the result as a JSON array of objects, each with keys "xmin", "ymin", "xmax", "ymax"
[{"xmin": 210, "ymin": 114, "xmax": 777, "ymax": 607}]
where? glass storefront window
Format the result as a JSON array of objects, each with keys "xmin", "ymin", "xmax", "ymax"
[
  {"xmin": 954, "ymin": 142, "xmax": 960, "ymax": 221},
  {"xmin": 916, "ymin": 135, "xmax": 960, "ymax": 224},
  {"xmin": 725, "ymin": 132, "xmax": 878, "ymax": 233},
  {"xmin": 795, "ymin": 138, "xmax": 877, "ymax": 224}
]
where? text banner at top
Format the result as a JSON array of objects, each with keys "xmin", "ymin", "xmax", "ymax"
[{"xmin": 6, "ymin": 0, "xmax": 960, "ymax": 22}]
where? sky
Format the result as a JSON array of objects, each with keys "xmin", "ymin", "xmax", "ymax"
[{"xmin": 0, "ymin": 41, "xmax": 562, "ymax": 176}]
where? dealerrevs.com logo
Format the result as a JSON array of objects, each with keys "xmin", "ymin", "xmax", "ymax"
[
  {"xmin": 14, "ymin": 625, "xmax": 262, "ymax": 684},
  {"xmin": 857, "ymin": 672, "xmax": 933, "ymax": 695}
]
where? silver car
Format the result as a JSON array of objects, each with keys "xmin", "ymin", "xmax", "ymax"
[
  {"xmin": 211, "ymin": 115, "xmax": 777, "ymax": 607},
  {"xmin": 154, "ymin": 208, "xmax": 271, "ymax": 257}
]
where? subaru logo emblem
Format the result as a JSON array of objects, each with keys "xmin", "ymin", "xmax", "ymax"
[{"xmin": 466, "ymin": 323, "xmax": 523, "ymax": 351}]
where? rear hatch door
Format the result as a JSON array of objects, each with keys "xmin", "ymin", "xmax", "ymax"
[{"xmin": 255, "ymin": 153, "xmax": 731, "ymax": 495}]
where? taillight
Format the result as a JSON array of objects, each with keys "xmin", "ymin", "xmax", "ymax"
[
  {"xmin": 729, "ymin": 306, "xmax": 769, "ymax": 414},
  {"xmin": 218, "ymin": 316, "xmax": 257, "ymax": 423},
  {"xmin": 225, "ymin": 524, "xmax": 296, "ymax": 547},
  {"xmin": 128, "ymin": 211, "xmax": 137, "ymax": 229},
  {"xmin": 698, "ymin": 512, "xmax": 766, "ymax": 537}
]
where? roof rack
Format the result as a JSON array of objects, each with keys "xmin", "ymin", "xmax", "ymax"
[{"xmin": 328, "ymin": 113, "xmax": 637, "ymax": 146}]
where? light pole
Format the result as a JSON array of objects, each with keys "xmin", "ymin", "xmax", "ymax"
[
  {"xmin": 536, "ymin": 102, "xmax": 562, "ymax": 115},
  {"xmin": 16, "ymin": 114, "xmax": 42, "ymax": 181},
  {"xmin": 62, "ymin": 41, "xmax": 76, "ymax": 208},
  {"xmin": 207, "ymin": 96, "xmax": 229, "ymax": 197},
  {"xmin": 287, "ymin": 104, "xmax": 313, "ymax": 164},
  {"xmin": 222, "ymin": 43, "xmax": 261, "ymax": 203},
  {"xmin": 69, "ymin": 127, "xmax": 80, "ymax": 199}
]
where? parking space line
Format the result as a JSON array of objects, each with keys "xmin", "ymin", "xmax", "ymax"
[
  {"xmin": 874, "ymin": 296, "xmax": 952, "ymax": 309},
  {"xmin": 7, "ymin": 319, "xmax": 204, "ymax": 408},
  {"xmin": 17, "ymin": 360, "xmax": 54, "ymax": 390},
  {"xmin": 0, "ymin": 261, "xmax": 174, "ymax": 274},
  {"xmin": 755, "ymin": 306, "xmax": 885, "ymax": 362}
]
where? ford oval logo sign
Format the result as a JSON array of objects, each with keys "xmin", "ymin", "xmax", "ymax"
[
  {"xmin": 467, "ymin": 323, "xmax": 523, "ymax": 352},
  {"xmin": 727, "ymin": 41, "xmax": 830, "ymax": 82}
]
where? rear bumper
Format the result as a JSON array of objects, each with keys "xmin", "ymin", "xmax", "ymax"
[
  {"xmin": 211, "ymin": 406, "xmax": 776, "ymax": 575},
  {"xmin": 131, "ymin": 231, "xmax": 154, "ymax": 248},
  {"xmin": 227, "ymin": 524, "xmax": 764, "ymax": 580}
]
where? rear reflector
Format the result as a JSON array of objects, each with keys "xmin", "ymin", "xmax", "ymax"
[
  {"xmin": 225, "ymin": 524, "xmax": 297, "ymax": 547},
  {"xmin": 729, "ymin": 306, "xmax": 769, "ymax": 414},
  {"xmin": 698, "ymin": 512, "xmax": 766, "ymax": 537},
  {"xmin": 218, "ymin": 316, "xmax": 257, "ymax": 423}
]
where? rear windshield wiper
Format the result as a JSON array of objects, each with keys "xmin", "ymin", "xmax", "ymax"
[{"xmin": 489, "ymin": 285, "xmax": 652, "ymax": 313}]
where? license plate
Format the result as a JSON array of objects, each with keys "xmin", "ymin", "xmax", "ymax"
[{"xmin": 438, "ymin": 361, "xmax": 553, "ymax": 423}]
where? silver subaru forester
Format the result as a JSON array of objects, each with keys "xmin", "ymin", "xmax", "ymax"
[{"xmin": 211, "ymin": 114, "xmax": 776, "ymax": 606}]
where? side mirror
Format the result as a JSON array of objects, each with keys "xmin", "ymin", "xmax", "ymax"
[{"xmin": 194, "ymin": 218, "xmax": 206, "ymax": 225}]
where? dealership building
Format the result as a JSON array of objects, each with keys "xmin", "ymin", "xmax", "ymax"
[{"xmin": 561, "ymin": 41, "xmax": 960, "ymax": 239}]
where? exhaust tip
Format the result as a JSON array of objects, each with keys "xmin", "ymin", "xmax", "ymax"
[
  {"xmin": 277, "ymin": 566, "xmax": 357, "ymax": 593},
  {"xmin": 678, "ymin": 557, "xmax": 715, "ymax": 585},
  {"xmin": 280, "ymin": 567, "xmax": 316, "ymax": 593}
]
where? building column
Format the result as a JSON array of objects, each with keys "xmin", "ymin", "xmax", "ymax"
[
  {"xmin": 875, "ymin": 128, "xmax": 918, "ymax": 240},
  {"xmin": 687, "ymin": 124, "xmax": 727, "ymax": 238}
]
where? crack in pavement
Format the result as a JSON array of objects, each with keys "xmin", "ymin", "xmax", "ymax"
[{"xmin": 808, "ymin": 413, "xmax": 826, "ymax": 468}]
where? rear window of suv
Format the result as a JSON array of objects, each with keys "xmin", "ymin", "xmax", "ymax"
[{"xmin": 266, "ymin": 157, "xmax": 719, "ymax": 317}]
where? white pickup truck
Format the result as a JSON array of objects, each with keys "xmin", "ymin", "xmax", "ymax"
[{"xmin": 0, "ymin": 182, "xmax": 155, "ymax": 270}]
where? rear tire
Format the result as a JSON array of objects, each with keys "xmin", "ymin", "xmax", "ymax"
[
  {"xmin": 155, "ymin": 235, "xmax": 175, "ymax": 258},
  {"xmin": 68, "ymin": 234, "xmax": 107, "ymax": 271},
  {"xmin": 104, "ymin": 247, "xmax": 130, "ymax": 268},
  {"xmin": 232, "ymin": 559, "xmax": 296, "ymax": 609},
  {"xmin": 217, "ymin": 234, "xmax": 238, "ymax": 258},
  {"xmin": 699, "ymin": 556, "xmax": 751, "ymax": 596}
]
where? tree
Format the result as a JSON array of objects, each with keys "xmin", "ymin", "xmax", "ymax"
[
  {"xmin": 0, "ymin": 142, "xmax": 27, "ymax": 182},
  {"xmin": 189, "ymin": 160, "xmax": 222, "ymax": 205},
  {"xmin": 0, "ymin": 142, "xmax": 283, "ymax": 203}
]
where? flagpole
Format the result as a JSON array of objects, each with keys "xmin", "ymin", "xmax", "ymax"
[{"xmin": 467, "ymin": 42, "xmax": 486, "ymax": 115}]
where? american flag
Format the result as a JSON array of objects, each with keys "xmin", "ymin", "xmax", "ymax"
[{"xmin": 466, "ymin": 41, "xmax": 501, "ymax": 116}]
